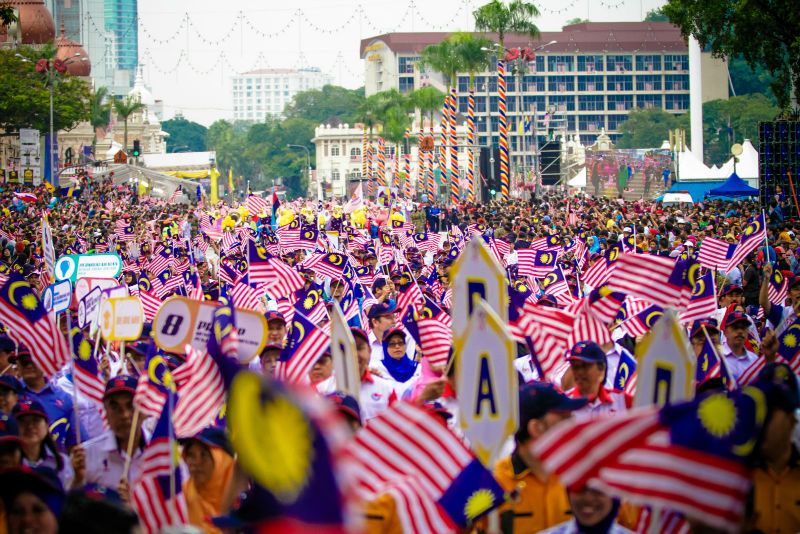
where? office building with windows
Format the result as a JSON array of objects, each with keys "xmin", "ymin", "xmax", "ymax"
[
  {"xmin": 232, "ymin": 68, "xmax": 332, "ymax": 122},
  {"xmin": 360, "ymin": 22, "xmax": 728, "ymax": 149}
]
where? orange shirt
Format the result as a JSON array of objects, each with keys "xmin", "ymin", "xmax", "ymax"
[
  {"xmin": 492, "ymin": 450, "xmax": 572, "ymax": 533},
  {"xmin": 752, "ymin": 448, "xmax": 800, "ymax": 534}
]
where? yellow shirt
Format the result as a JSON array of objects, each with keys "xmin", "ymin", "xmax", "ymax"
[
  {"xmin": 492, "ymin": 451, "xmax": 572, "ymax": 533},
  {"xmin": 752, "ymin": 448, "xmax": 800, "ymax": 534},
  {"xmin": 363, "ymin": 493, "xmax": 403, "ymax": 534}
]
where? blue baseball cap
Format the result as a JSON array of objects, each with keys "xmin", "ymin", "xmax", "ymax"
[
  {"xmin": 350, "ymin": 327, "xmax": 369, "ymax": 344},
  {"xmin": 567, "ymin": 341, "xmax": 607, "ymax": 364},
  {"xmin": 720, "ymin": 284, "xmax": 743, "ymax": 297},
  {"xmin": 12, "ymin": 398, "xmax": 48, "ymax": 420},
  {"xmin": 519, "ymin": 382, "xmax": 588, "ymax": 422},
  {"xmin": 689, "ymin": 318, "xmax": 720, "ymax": 339},
  {"xmin": 0, "ymin": 413, "xmax": 20, "ymax": 444},
  {"xmin": 367, "ymin": 301, "xmax": 396, "ymax": 319},
  {"xmin": 0, "ymin": 375, "xmax": 22, "ymax": 393},
  {"xmin": 757, "ymin": 362, "xmax": 800, "ymax": 412},
  {"xmin": 723, "ymin": 311, "xmax": 751, "ymax": 329},
  {"xmin": 0, "ymin": 335, "xmax": 14, "ymax": 352},
  {"xmin": 328, "ymin": 391, "xmax": 361, "ymax": 423},
  {"xmin": 264, "ymin": 311, "xmax": 286, "ymax": 324},
  {"xmin": 103, "ymin": 375, "xmax": 138, "ymax": 399}
]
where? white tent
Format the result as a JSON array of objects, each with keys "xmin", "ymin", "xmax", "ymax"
[
  {"xmin": 714, "ymin": 139, "xmax": 759, "ymax": 180},
  {"xmin": 568, "ymin": 167, "xmax": 586, "ymax": 188}
]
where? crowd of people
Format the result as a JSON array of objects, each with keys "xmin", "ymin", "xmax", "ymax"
[{"xmin": 0, "ymin": 174, "xmax": 797, "ymax": 534}]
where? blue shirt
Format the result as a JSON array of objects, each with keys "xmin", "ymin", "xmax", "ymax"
[{"xmin": 22, "ymin": 381, "xmax": 87, "ymax": 451}]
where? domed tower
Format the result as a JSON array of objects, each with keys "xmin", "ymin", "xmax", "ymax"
[
  {"xmin": 0, "ymin": 0, "xmax": 56, "ymax": 45},
  {"xmin": 54, "ymin": 21, "xmax": 91, "ymax": 77}
]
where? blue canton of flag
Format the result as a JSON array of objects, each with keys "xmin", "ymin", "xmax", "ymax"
[{"xmin": 612, "ymin": 349, "xmax": 637, "ymax": 393}]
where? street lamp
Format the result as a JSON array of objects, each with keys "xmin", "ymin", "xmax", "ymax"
[
  {"xmin": 286, "ymin": 144, "xmax": 315, "ymax": 200},
  {"xmin": 33, "ymin": 53, "xmax": 88, "ymax": 187}
]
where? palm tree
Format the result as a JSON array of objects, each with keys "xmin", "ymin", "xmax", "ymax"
[
  {"xmin": 89, "ymin": 86, "xmax": 111, "ymax": 159},
  {"xmin": 112, "ymin": 95, "xmax": 145, "ymax": 153},
  {"xmin": 409, "ymin": 86, "xmax": 446, "ymax": 130},
  {"xmin": 473, "ymin": 0, "xmax": 541, "ymax": 48}
]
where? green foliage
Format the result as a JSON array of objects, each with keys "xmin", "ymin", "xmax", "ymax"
[
  {"xmin": 662, "ymin": 0, "xmax": 800, "ymax": 108},
  {"xmin": 616, "ymin": 108, "xmax": 688, "ymax": 150},
  {"xmin": 728, "ymin": 56, "xmax": 777, "ymax": 103},
  {"xmin": 616, "ymin": 94, "xmax": 779, "ymax": 165},
  {"xmin": 0, "ymin": 5, "xmax": 17, "ymax": 26},
  {"xmin": 450, "ymin": 32, "xmax": 492, "ymax": 85},
  {"xmin": 565, "ymin": 17, "xmax": 589, "ymax": 25},
  {"xmin": 702, "ymin": 94, "xmax": 779, "ymax": 164},
  {"xmin": 284, "ymin": 85, "xmax": 365, "ymax": 125},
  {"xmin": 161, "ymin": 116, "xmax": 208, "ymax": 153},
  {"xmin": 410, "ymin": 86, "xmax": 446, "ymax": 124},
  {"xmin": 112, "ymin": 95, "xmax": 145, "ymax": 151},
  {"xmin": 473, "ymin": 0, "xmax": 540, "ymax": 47},
  {"xmin": 644, "ymin": 8, "xmax": 669, "ymax": 21},
  {"xmin": 0, "ymin": 46, "xmax": 90, "ymax": 134},
  {"xmin": 420, "ymin": 39, "xmax": 462, "ymax": 86}
]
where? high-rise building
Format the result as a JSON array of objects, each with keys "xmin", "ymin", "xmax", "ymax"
[
  {"xmin": 231, "ymin": 68, "xmax": 332, "ymax": 122},
  {"xmin": 360, "ymin": 22, "xmax": 729, "ymax": 149}
]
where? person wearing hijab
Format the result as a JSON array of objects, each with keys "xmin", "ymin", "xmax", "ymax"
[
  {"xmin": 12, "ymin": 399, "xmax": 74, "ymax": 489},
  {"xmin": 541, "ymin": 486, "xmax": 632, "ymax": 533},
  {"xmin": 182, "ymin": 427, "xmax": 236, "ymax": 534},
  {"xmin": 587, "ymin": 235, "xmax": 601, "ymax": 255},
  {"xmin": 0, "ymin": 466, "xmax": 64, "ymax": 534},
  {"xmin": 376, "ymin": 328, "xmax": 419, "ymax": 396}
]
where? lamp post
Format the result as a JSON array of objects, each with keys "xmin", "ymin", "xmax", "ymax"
[
  {"xmin": 286, "ymin": 144, "xmax": 315, "ymax": 200},
  {"xmin": 33, "ymin": 53, "xmax": 88, "ymax": 187}
]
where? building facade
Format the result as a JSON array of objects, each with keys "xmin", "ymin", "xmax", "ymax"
[
  {"xmin": 232, "ymin": 68, "xmax": 332, "ymax": 122},
  {"xmin": 312, "ymin": 122, "xmax": 469, "ymax": 199},
  {"xmin": 360, "ymin": 22, "xmax": 728, "ymax": 151}
]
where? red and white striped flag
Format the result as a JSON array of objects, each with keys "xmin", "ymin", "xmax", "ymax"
[
  {"xmin": 511, "ymin": 302, "xmax": 574, "ymax": 381},
  {"xmin": 172, "ymin": 345, "xmax": 225, "ymax": 438},
  {"xmin": 607, "ymin": 254, "xmax": 686, "ymax": 308},
  {"xmin": 138, "ymin": 290, "xmax": 162, "ymax": 323},
  {"xmin": 245, "ymin": 194, "xmax": 270, "ymax": 215},
  {"xmin": 275, "ymin": 311, "xmax": 330, "ymax": 384},
  {"xmin": 697, "ymin": 237, "xmax": 737, "ymax": 271}
]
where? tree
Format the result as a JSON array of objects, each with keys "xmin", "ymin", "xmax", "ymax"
[
  {"xmin": 644, "ymin": 8, "xmax": 669, "ymax": 21},
  {"xmin": 88, "ymin": 86, "xmax": 111, "ymax": 157},
  {"xmin": 284, "ymin": 85, "xmax": 365, "ymax": 125},
  {"xmin": 0, "ymin": 6, "xmax": 17, "ymax": 27},
  {"xmin": 420, "ymin": 39, "xmax": 462, "ymax": 88},
  {"xmin": 161, "ymin": 116, "xmax": 208, "ymax": 153},
  {"xmin": 0, "ymin": 46, "xmax": 90, "ymax": 134},
  {"xmin": 410, "ymin": 86, "xmax": 446, "ymax": 128},
  {"xmin": 616, "ymin": 108, "xmax": 688, "ymax": 149},
  {"xmin": 355, "ymin": 92, "xmax": 387, "ymax": 140},
  {"xmin": 702, "ymin": 94, "xmax": 779, "ymax": 164},
  {"xmin": 565, "ymin": 17, "xmax": 588, "ymax": 25},
  {"xmin": 662, "ymin": 0, "xmax": 800, "ymax": 108},
  {"xmin": 473, "ymin": 0, "xmax": 541, "ymax": 47},
  {"xmin": 728, "ymin": 56, "xmax": 777, "ymax": 103},
  {"xmin": 112, "ymin": 96, "xmax": 145, "ymax": 152}
]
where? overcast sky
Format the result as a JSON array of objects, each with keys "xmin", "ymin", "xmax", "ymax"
[{"xmin": 138, "ymin": 0, "xmax": 667, "ymax": 126}]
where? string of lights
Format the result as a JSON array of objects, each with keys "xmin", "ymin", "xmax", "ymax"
[
  {"xmin": 537, "ymin": 0, "xmax": 580, "ymax": 15},
  {"xmin": 410, "ymin": 0, "xmax": 472, "ymax": 30}
]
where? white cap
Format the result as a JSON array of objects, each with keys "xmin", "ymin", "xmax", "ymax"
[
  {"xmin": 623, "ymin": 227, "xmax": 632, "ymax": 233},
  {"xmin": 684, "ymin": 240, "xmax": 694, "ymax": 247}
]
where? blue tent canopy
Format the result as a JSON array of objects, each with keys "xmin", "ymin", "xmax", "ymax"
[{"xmin": 708, "ymin": 172, "xmax": 759, "ymax": 197}]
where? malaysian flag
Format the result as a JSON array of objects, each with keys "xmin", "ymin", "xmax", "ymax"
[
  {"xmin": 246, "ymin": 193, "xmax": 270, "ymax": 215},
  {"xmin": 294, "ymin": 284, "xmax": 327, "ymax": 325},
  {"xmin": 679, "ymin": 270, "xmax": 718, "ymax": 323},
  {"xmin": 532, "ymin": 389, "xmax": 765, "ymax": 532},
  {"xmin": 302, "ymin": 252, "xmax": 350, "ymax": 280},
  {"xmin": 726, "ymin": 212, "xmax": 766, "ymax": 270},
  {"xmin": 768, "ymin": 268, "xmax": 788, "ymax": 305},
  {"xmin": 0, "ymin": 274, "xmax": 69, "ymax": 377},
  {"xmin": 277, "ymin": 220, "xmax": 303, "ymax": 251},
  {"xmin": 611, "ymin": 348, "xmax": 638, "ymax": 395},
  {"xmin": 354, "ymin": 265, "xmax": 378, "ymax": 288},
  {"xmin": 529, "ymin": 235, "xmax": 561, "ymax": 251},
  {"xmin": 623, "ymin": 304, "xmax": 664, "ymax": 337},
  {"xmin": 139, "ymin": 290, "xmax": 162, "ymax": 323},
  {"xmin": 377, "ymin": 230, "xmax": 394, "ymax": 265},
  {"xmin": 299, "ymin": 225, "xmax": 322, "ymax": 251},
  {"xmin": 134, "ymin": 343, "xmax": 174, "ymax": 418},
  {"xmin": 538, "ymin": 266, "xmax": 571, "ymax": 303},
  {"xmin": 231, "ymin": 277, "xmax": 264, "ymax": 312},
  {"xmin": 343, "ymin": 402, "xmax": 504, "ymax": 533},
  {"xmin": 220, "ymin": 231, "xmax": 241, "ymax": 255},
  {"xmin": 147, "ymin": 246, "xmax": 174, "ymax": 275},
  {"xmin": 402, "ymin": 299, "xmax": 452, "ymax": 368},
  {"xmin": 276, "ymin": 311, "xmax": 330, "ymax": 384},
  {"xmin": 166, "ymin": 186, "xmax": 182, "ymax": 204},
  {"xmin": 70, "ymin": 327, "xmax": 106, "ymax": 414},
  {"xmin": 262, "ymin": 253, "xmax": 305, "ymax": 298},
  {"xmin": 512, "ymin": 302, "xmax": 574, "ymax": 380},
  {"xmin": 775, "ymin": 318, "xmax": 800, "ymax": 372},
  {"xmin": 581, "ymin": 243, "xmax": 622, "ymax": 288},
  {"xmin": 205, "ymin": 294, "xmax": 245, "ymax": 390},
  {"xmin": 697, "ymin": 237, "xmax": 737, "ymax": 271},
  {"xmin": 517, "ymin": 249, "xmax": 559, "ymax": 278},
  {"xmin": 695, "ymin": 336, "xmax": 736, "ymax": 390},
  {"xmin": 172, "ymin": 352, "xmax": 225, "ymax": 438},
  {"xmin": 413, "ymin": 232, "xmax": 441, "ymax": 254},
  {"xmin": 131, "ymin": 393, "xmax": 189, "ymax": 534},
  {"xmin": 394, "ymin": 265, "xmax": 424, "ymax": 314},
  {"xmin": 607, "ymin": 254, "xmax": 687, "ymax": 309}
]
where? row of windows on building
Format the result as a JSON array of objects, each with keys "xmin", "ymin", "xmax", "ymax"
[
  {"xmin": 457, "ymin": 92, "xmax": 689, "ymax": 113},
  {"xmin": 398, "ymin": 54, "xmax": 690, "ymax": 75},
  {"xmin": 233, "ymin": 91, "xmax": 292, "ymax": 97}
]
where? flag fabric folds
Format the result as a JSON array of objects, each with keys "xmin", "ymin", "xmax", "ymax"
[
  {"xmin": 276, "ymin": 311, "xmax": 330, "ymax": 384},
  {"xmin": 0, "ymin": 274, "xmax": 70, "ymax": 378},
  {"xmin": 697, "ymin": 237, "xmax": 737, "ymax": 271},
  {"xmin": 343, "ymin": 402, "xmax": 504, "ymax": 534}
]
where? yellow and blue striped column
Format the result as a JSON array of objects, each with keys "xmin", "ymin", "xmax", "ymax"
[{"xmin": 498, "ymin": 59, "xmax": 509, "ymax": 200}]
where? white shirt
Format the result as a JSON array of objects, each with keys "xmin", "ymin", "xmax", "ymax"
[
  {"xmin": 359, "ymin": 373, "xmax": 398, "ymax": 422},
  {"xmin": 541, "ymin": 519, "xmax": 633, "ymax": 534},
  {"xmin": 81, "ymin": 429, "xmax": 148, "ymax": 489},
  {"xmin": 568, "ymin": 386, "xmax": 629, "ymax": 420}
]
